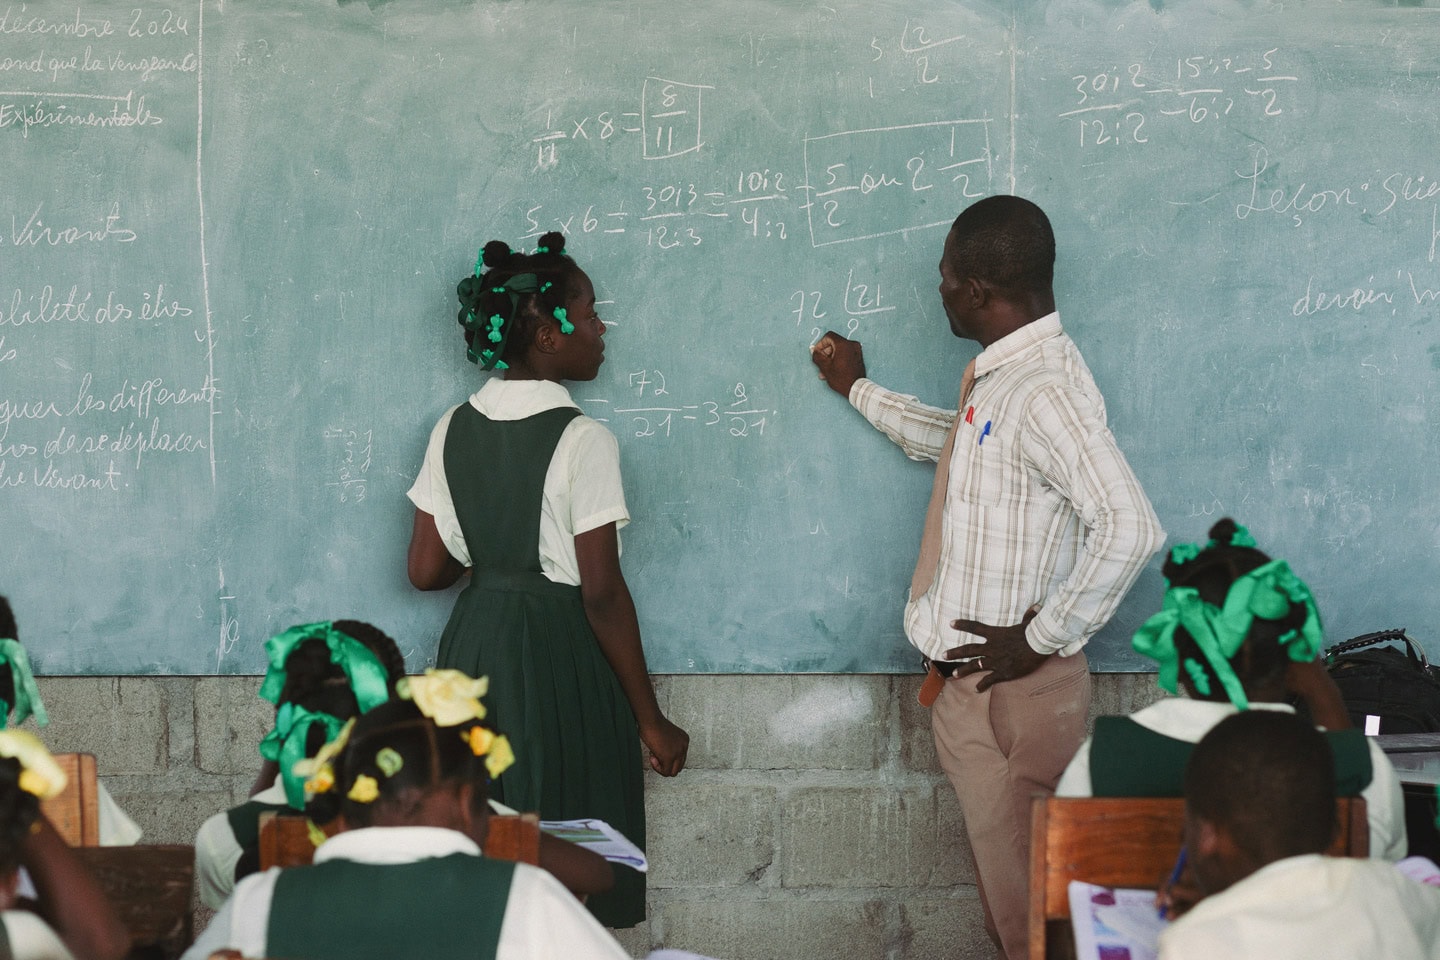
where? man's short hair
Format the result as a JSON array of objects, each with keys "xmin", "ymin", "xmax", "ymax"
[
  {"xmin": 1184, "ymin": 710, "xmax": 1336, "ymax": 862},
  {"xmin": 948, "ymin": 195, "xmax": 1056, "ymax": 295}
]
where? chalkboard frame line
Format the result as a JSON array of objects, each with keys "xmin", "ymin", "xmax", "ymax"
[
  {"xmin": 1007, "ymin": 12, "xmax": 1018, "ymax": 192},
  {"xmin": 195, "ymin": 0, "xmax": 218, "ymax": 485}
]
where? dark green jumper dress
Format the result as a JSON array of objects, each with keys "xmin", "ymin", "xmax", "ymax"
[
  {"xmin": 1088, "ymin": 715, "xmax": 1374, "ymax": 797},
  {"xmin": 436, "ymin": 403, "xmax": 646, "ymax": 928},
  {"xmin": 267, "ymin": 854, "xmax": 514, "ymax": 960}
]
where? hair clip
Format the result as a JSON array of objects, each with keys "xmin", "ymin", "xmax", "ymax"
[
  {"xmin": 540, "ymin": 282, "xmax": 553, "ymax": 293},
  {"xmin": 376, "ymin": 747, "xmax": 404, "ymax": 778},
  {"xmin": 494, "ymin": 360, "xmax": 509, "ymax": 370},
  {"xmin": 473, "ymin": 248, "xmax": 485, "ymax": 278},
  {"xmin": 347, "ymin": 774, "xmax": 379, "ymax": 803},
  {"xmin": 487, "ymin": 315, "xmax": 505, "ymax": 343},
  {"xmin": 534, "ymin": 245, "xmax": 549, "ymax": 254},
  {"xmin": 553, "ymin": 307, "xmax": 574, "ymax": 335}
]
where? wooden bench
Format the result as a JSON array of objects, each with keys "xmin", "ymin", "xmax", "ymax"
[
  {"xmin": 74, "ymin": 844, "xmax": 194, "ymax": 960},
  {"xmin": 257, "ymin": 811, "xmax": 541, "ymax": 870},
  {"xmin": 1028, "ymin": 795, "xmax": 1368, "ymax": 960},
  {"xmin": 39, "ymin": 752, "xmax": 100, "ymax": 847}
]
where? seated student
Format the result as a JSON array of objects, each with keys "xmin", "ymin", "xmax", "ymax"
[
  {"xmin": 1159, "ymin": 710, "xmax": 1440, "ymax": 959},
  {"xmin": 183, "ymin": 669, "xmax": 632, "ymax": 960},
  {"xmin": 194, "ymin": 620, "xmax": 405, "ymax": 909},
  {"xmin": 1055, "ymin": 519, "xmax": 1407, "ymax": 860},
  {"xmin": 0, "ymin": 730, "xmax": 130, "ymax": 960},
  {"xmin": 0, "ymin": 597, "xmax": 142, "ymax": 847}
]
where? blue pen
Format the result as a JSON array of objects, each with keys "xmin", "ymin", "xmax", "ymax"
[
  {"xmin": 1159, "ymin": 847, "xmax": 1187, "ymax": 919},
  {"xmin": 978, "ymin": 420, "xmax": 992, "ymax": 446}
]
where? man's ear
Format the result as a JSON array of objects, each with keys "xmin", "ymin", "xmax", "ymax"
[{"xmin": 963, "ymin": 275, "xmax": 990, "ymax": 308}]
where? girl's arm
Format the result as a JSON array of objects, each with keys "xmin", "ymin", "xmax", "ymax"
[
  {"xmin": 574, "ymin": 523, "xmax": 689, "ymax": 776},
  {"xmin": 537, "ymin": 832, "xmax": 615, "ymax": 898},
  {"xmin": 21, "ymin": 816, "xmax": 131, "ymax": 960},
  {"xmin": 407, "ymin": 508, "xmax": 466, "ymax": 590}
]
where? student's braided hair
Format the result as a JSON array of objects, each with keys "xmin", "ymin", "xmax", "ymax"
[
  {"xmin": 453, "ymin": 231, "xmax": 583, "ymax": 370},
  {"xmin": 1134, "ymin": 519, "xmax": 1321, "ymax": 708},
  {"xmin": 0, "ymin": 756, "xmax": 39, "ymax": 876},
  {"xmin": 275, "ymin": 620, "xmax": 406, "ymax": 745},
  {"xmin": 304, "ymin": 699, "xmax": 491, "ymax": 829},
  {"xmin": 261, "ymin": 620, "xmax": 406, "ymax": 809}
]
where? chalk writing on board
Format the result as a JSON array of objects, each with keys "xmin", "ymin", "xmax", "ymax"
[
  {"xmin": 216, "ymin": 560, "xmax": 239, "ymax": 670},
  {"xmin": 323, "ymin": 426, "xmax": 372, "ymax": 504},
  {"xmin": 793, "ymin": 267, "xmax": 897, "ymax": 344},
  {"xmin": 522, "ymin": 168, "xmax": 795, "ymax": 247},
  {"xmin": 1060, "ymin": 49, "xmax": 1295, "ymax": 148},
  {"xmin": 801, "ymin": 119, "xmax": 992, "ymax": 247},
  {"xmin": 1236, "ymin": 146, "xmax": 1440, "ymax": 238},
  {"xmin": 0, "ymin": 91, "xmax": 163, "ymax": 134},
  {"xmin": 586, "ymin": 376, "xmax": 775, "ymax": 440},
  {"xmin": 867, "ymin": 17, "xmax": 968, "ymax": 86},
  {"xmin": 641, "ymin": 77, "xmax": 709, "ymax": 160}
]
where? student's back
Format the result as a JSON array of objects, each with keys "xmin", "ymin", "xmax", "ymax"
[
  {"xmin": 1159, "ymin": 710, "xmax": 1440, "ymax": 960},
  {"xmin": 194, "ymin": 619, "xmax": 404, "ymax": 908},
  {"xmin": 184, "ymin": 678, "xmax": 630, "ymax": 960},
  {"xmin": 1055, "ymin": 519, "xmax": 1408, "ymax": 859}
]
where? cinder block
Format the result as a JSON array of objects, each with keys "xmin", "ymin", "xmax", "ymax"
[
  {"xmin": 661, "ymin": 675, "xmax": 888, "ymax": 770},
  {"xmin": 900, "ymin": 896, "xmax": 998, "ymax": 960},
  {"xmin": 897, "ymin": 675, "xmax": 941, "ymax": 774},
  {"xmin": 931, "ymin": 786, "xmax": 978, "ymax": 886},
  {"xmin": 660, "ymin": 898, "xmax": 888, "ymax": 960},
  {"xmin": 781, "ymin": 786, "xmax": 936, "ymax": 887},
  {"xmin": 647, "ymin": 782, "xmax": 777, "ymax": 887},
  {"xmin": 107, "ymin": 788, "xmax": 230, "ymax": 846},
  {"xmin": 35, "ymin": 678, "xmax": 167, "ymax": 775},
  {"xmin": 194, "ymin": 676, "xmax": 270, "ymax": 775},
  {"xmin": 1089, "ymin": 673, "xmax": 1167, "ymax": 726}
]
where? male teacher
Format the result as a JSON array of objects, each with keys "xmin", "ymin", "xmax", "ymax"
[{"xmin": 811, "ymin": 195, "xmax": 1164, "ymax": 960}]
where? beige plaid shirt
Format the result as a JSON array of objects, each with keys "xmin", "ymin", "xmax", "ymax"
[{"xmin": 851, "ymin": 313, "xmax": 1164, "ymax": 659}]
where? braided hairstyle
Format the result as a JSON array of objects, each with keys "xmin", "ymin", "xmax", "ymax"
[
  {"xmin": 454, "ymin": 231, "xmax": 585, "ymax": 370},
  {"xmin": 305, "ymin": 699, "xmax": 491, "ymax": 830},
  {"xmin": 0, "ymin": 756, "xmax": 40, "ymax": 877},
  {"xmin": 275, "ymin": 620, "xmax": 406, "ymax": 759},
  {"xmin": 1163, "ymin": 519, "xmax": 1310, "ymax": 700},
  {"xmin": 0, "ymin": 598, "xmax": 17, "ymax": 718},
  {"xmin": 948, "ymin": 195, "xmax": 1056, "ymax": 297}
]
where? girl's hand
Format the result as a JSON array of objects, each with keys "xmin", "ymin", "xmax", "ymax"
[{"xmin": 640, "ymin": 717, "xmax": 690, "ymax": 777}]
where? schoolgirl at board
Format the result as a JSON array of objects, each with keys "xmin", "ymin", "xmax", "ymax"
[{"xmin": 405, "ymin": 232, "xmax": 688, "ymax": 927}]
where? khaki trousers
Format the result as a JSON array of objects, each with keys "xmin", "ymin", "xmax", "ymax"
[{"xmin": 930, "ymin": 652, "xmax": 1091, "ymax": 960}]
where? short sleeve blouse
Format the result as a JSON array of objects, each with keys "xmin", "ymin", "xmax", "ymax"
[{"xmin": 407, "ymin": 379, "xmax": 629, "ymax": 586}]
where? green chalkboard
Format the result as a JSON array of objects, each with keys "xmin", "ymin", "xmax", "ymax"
[{"xmin": 3, "ymin": 0, "xmax": 1438, "ymax": 674}]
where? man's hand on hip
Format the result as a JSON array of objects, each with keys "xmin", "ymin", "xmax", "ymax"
[
  {"xmin": 945, "ymin": 609, "xmax": 1049, "ymax": 692},
  {"xmin": 810, "ymin": 331, "xmax": 866, "ymax": 398}
]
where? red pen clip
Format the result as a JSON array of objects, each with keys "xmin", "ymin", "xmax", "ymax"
[{"xmin": 965, "ymin": 406, "xmax": 975, "ymax": 424}]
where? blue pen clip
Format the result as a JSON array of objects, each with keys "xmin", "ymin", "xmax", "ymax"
[{"xmin": 978, "ymin": 420, "xmax": 992, "ymax": 446}]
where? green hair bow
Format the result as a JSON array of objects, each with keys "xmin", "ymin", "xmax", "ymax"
[
  {"xmin": 0, "ymin": 639, "xmax": 47, "ymax": 728},
  {"xmin": 259, "ymin": 702, "xmax": 346, "ymax": 809},
  {"xmin": 1132, "ymin": 558, "xmax": 1323, "ymax": 710},
  {"xmin": 257, "ymin": 621, "xmax": 391, "ymax": 714}
]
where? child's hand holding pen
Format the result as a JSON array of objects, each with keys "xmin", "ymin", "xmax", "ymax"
[{"xmin": 1155, "ymin": 847, "xmax": 1202, "ymax": 920}]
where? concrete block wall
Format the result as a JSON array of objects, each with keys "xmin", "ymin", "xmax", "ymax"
[{"xmin": 33, "ymin": 673, "xmax": 1167, "ymax": 960}]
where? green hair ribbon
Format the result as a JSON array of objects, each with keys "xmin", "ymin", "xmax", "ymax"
[
  {"xmin": 553, "ymin": 306, "xmax": 574, "ymax": 335},
  {"xmin": 1132, "ymin": 557, "xmax": 1323, "ymax": 710},
  {"xmin": 259, "ymin": 702, "xmax": 346, "ymax": 810},
  {"xmin": 257, "ymin": 621, "xmax": 392, "ymax": 714},
  {"xmin": 0, "ymin": 639, "xmax": 47, "ymax": 728}
]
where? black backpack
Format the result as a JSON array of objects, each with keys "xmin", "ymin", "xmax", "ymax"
[{"xmin": 1324, "ymin": 629, "xmax": 1440, "ymax": 734}]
